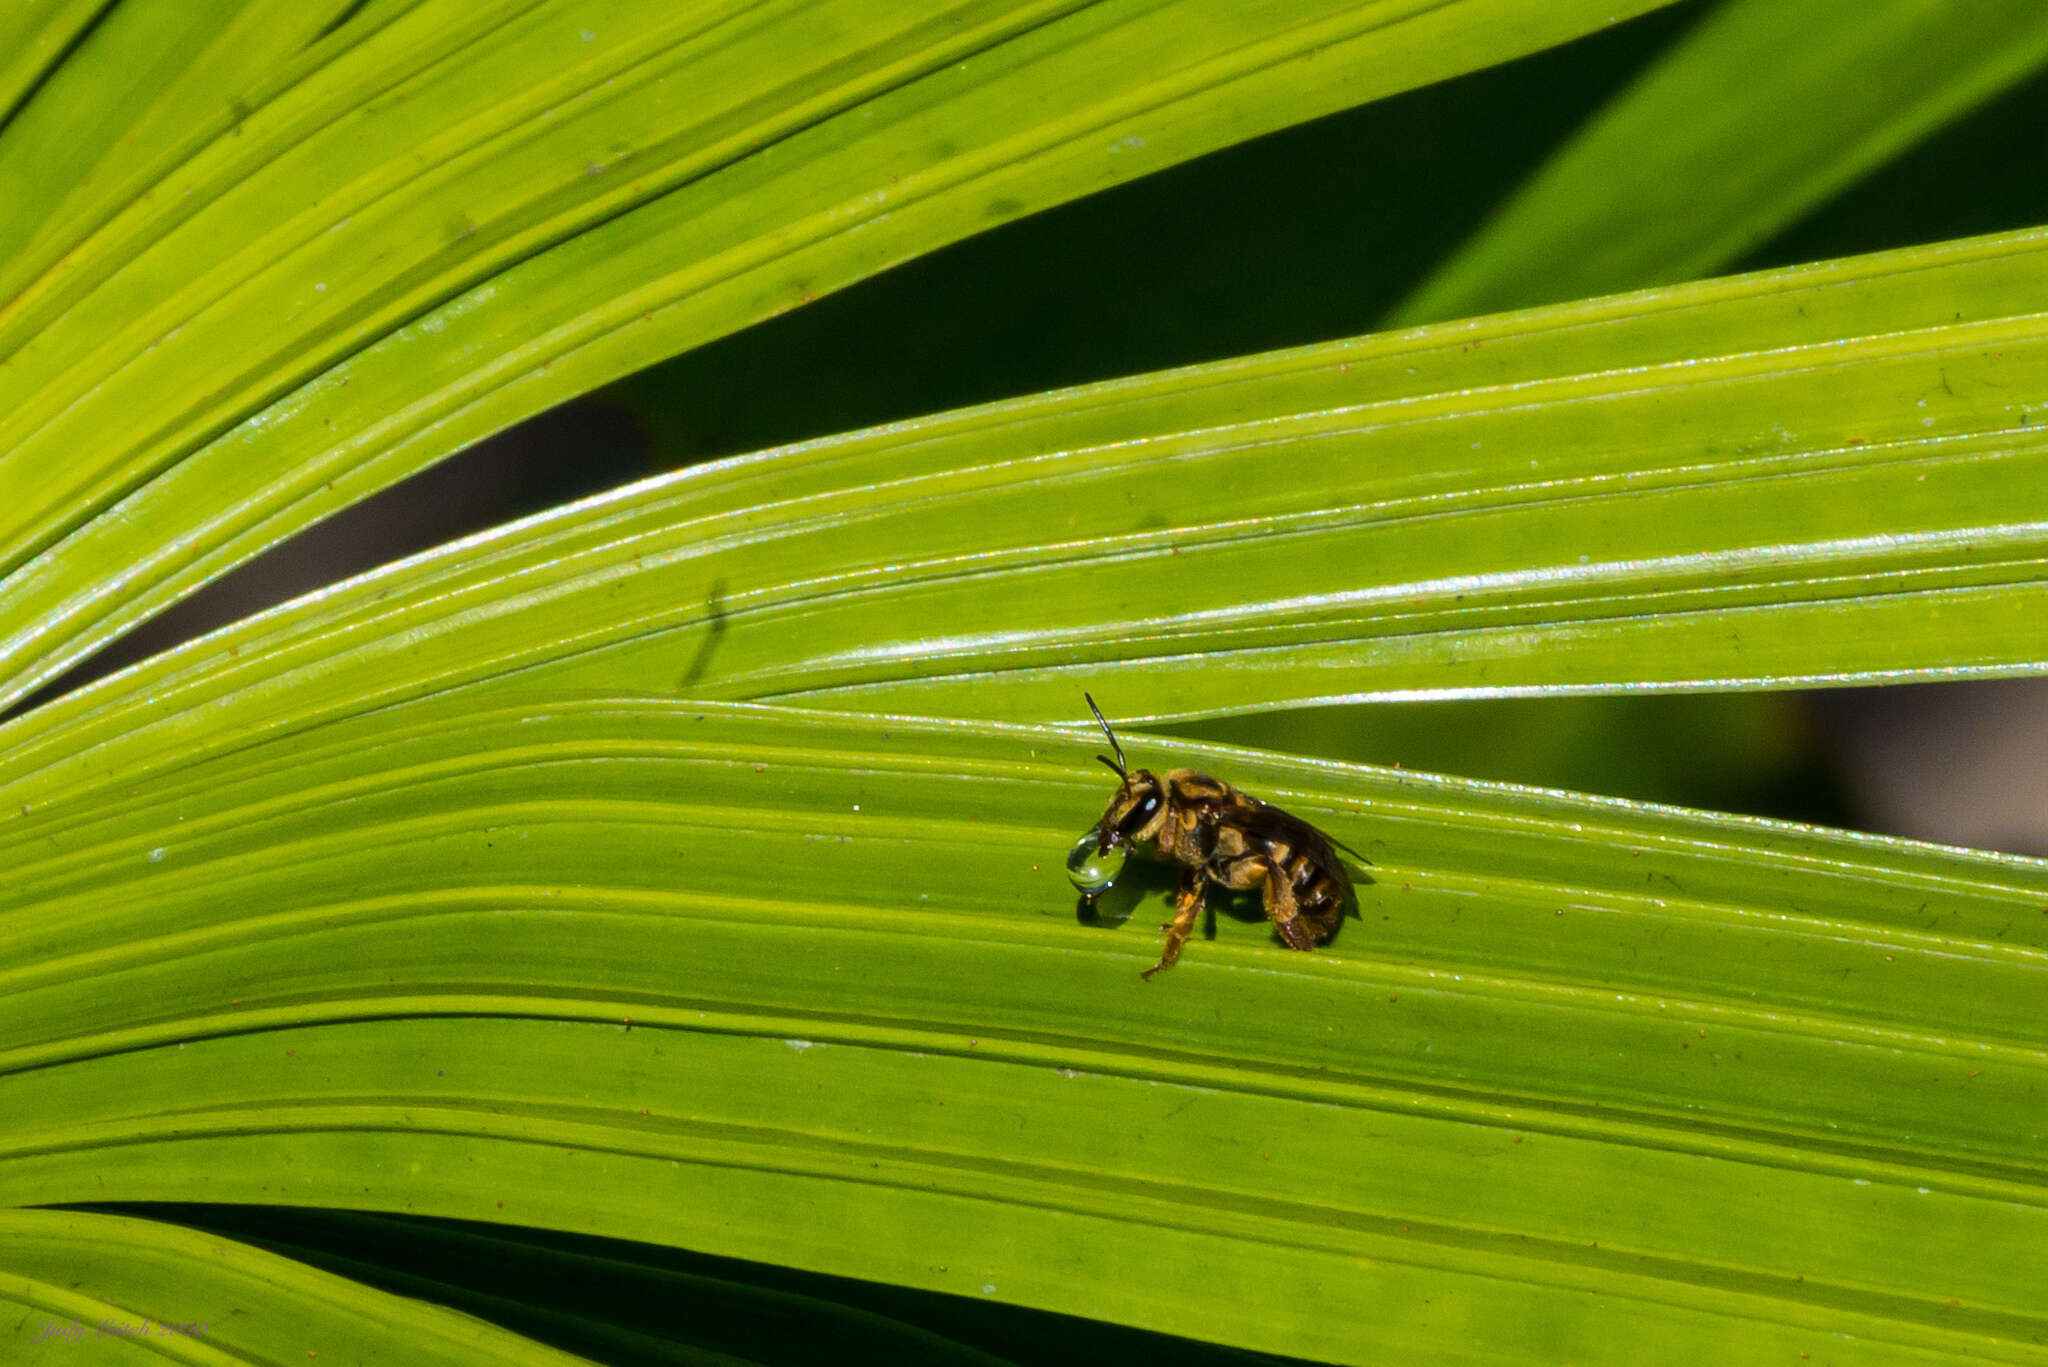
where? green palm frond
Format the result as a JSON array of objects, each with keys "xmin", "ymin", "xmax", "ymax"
[{"xmin": 4, "ymin": 3, "xmax": 2045, "ymax": 1364}]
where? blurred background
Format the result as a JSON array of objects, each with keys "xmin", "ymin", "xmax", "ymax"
[{"xmin": 28, "ymin": 0, "xmax": 2048, "ymax": 854}]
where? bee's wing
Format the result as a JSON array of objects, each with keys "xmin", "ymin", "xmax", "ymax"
[{"xmin": 1240, "ymin": 798, "xmax": 1363, "ymax": 889}]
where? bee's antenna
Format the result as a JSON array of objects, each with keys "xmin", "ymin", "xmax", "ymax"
[{"xmin": 1085, "ymin": 691, "xmax": 1128, "ymax": 779}]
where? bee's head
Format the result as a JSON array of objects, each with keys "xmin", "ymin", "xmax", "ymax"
[
  {"xmin": 1085, "ymin": 693, "xmax": 1169, "ymax": 853},
  {"xmin": 1096, "ymin": 767, "xmax": 1167, "ymax": 854}
]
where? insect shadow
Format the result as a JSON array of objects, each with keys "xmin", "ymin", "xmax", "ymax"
[{"xmin": 677, "ymin": 578, "xmax": 730, "ymax": 691}]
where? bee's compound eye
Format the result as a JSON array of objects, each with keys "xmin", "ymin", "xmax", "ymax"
[
  {"xmin": 1115, "ymin": 791, "xmax": 1161, "ymax": 839},
  {"xmin": 1065, "ymin": 829, "xmax": 1127, "ymax": 895}
]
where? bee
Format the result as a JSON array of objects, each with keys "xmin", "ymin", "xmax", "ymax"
[{"xmin": 1069, "ymin": 694, "xmax": 1364, "ymax": 978}]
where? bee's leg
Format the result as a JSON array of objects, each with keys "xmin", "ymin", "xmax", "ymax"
[
  {"xmin": 1142, "ymin": 867, "xmax": 1207, "ymax": 979},
  {"xmin": 1215, "ymin": 854, "xmax": 1317, "ymax": 952},
  {"xmin": 1228, "ymin": 860, "xmax": 1310, "ymax": 959},
  {"xmin": 1259, "ymin": 861, "xmax": 1319, "ymax": 951}
]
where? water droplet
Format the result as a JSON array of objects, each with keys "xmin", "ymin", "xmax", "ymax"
[{"xmin": 1065, "ymin": 830, "xmax": 1125, "ymax": 895}]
